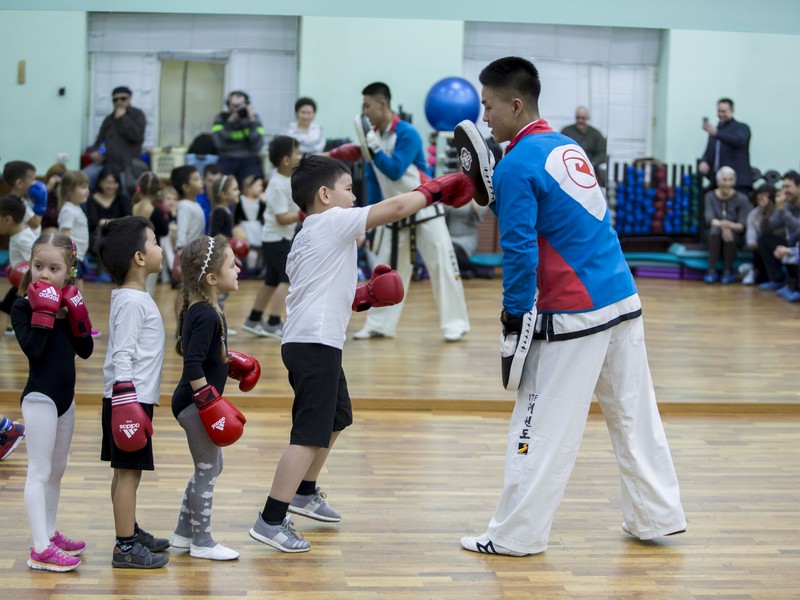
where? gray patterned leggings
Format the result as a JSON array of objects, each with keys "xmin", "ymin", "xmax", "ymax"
[{"xmin": 174, "ymin": 404, "xmax": 223, "ymax": 548}]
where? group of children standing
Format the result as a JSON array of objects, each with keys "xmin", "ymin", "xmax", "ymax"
[{"xmin": 1, "ymin": 148, "xmax": 475, "ymax": 573}]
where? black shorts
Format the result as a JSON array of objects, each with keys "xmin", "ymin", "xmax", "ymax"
[
  {"xmin": 282, "ymin": 343, "xmax": 353, "ymax": 448},
  {"xmin": 262, "ymin": 239, "xmax": 291, "ymax": 287},
  {"xmin": 100, "ymin": 397, "xmax": 155, "ymax": 471}
]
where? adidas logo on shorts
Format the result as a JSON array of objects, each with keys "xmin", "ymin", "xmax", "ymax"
[
  {"xmin": 212, "ymin": 417, "xmax": 226, "ymax": 431},
  {"xmin": 38, "ymin": 286, "xmax": 60, "ymax": 302},
  {"xmin": 119, "ymin": 422, "xmax": 140, "ymax": 438}
]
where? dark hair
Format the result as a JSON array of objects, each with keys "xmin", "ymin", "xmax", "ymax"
[
  {"xmin": 132, "ymin": 171, "xmax": 161, "ymax": 206},
  {"xmin": 175, "ymin": 235, "xmax": 231, "ymax": 359},
  {"xmin": 96, "ymin": 216, "xmax": 153, "ymax": 285},
  {"xmin": 171, "ymin": 165, "xmax": 199, "ymax": 197},
  {"xmin": 3, "ymin": 160, "xmax": 36, "ymax": 187},
  {"xmin": 291, "ymin": 155, "xmax": 351, "ymax": 213},
  {"xmin": 18, "ymin": 232, "xmax": 78, "ymax": 294},
  {"xmin": 479, "ymin": 56, "xmax": 542, "ymax": 106},
  {"xmin": 204, "ymin": 163, "xmax": 222, "ymax": 177},
  {"xmin": 94, "ymin": 167, "xmax": 121, "ymax": 194},
  {"xmin": 718, "ymin": 98, "xmax": 734, "ymax": 110},
  {"xmin": 209, "ymin": 174, "xmax": 238, "ymax": 208},
  {"xmin": 782, "ymin": 170, "xmax": 800, "ymax": 186},
  {"xmin": 754, "ymin": 183, "xmax": 776, "ymax": 202},
  {"xmin": 361, "ymin": 82, "xmax": 392, "ymax": 104},
  {"xmin": 59, "ymin": 170, "xmax": 90, "ymax": 209},
  {"xmin": 227, "ymin": 90, "xmax": 250, "ymax": 106},
  {"xmin": 294, "ymin": 97, "xmax": 317, "ymax": 113},
  {"xmin": 0, "ymin": 196, "xmax": 26, "ymax": 224},
  {"xmin": 269, "ymin": 135, "xmax": 299, "ymax": 168},
  {"xmin": 112, "ymin": 86, "xmax": 133, "ymax": 97}
]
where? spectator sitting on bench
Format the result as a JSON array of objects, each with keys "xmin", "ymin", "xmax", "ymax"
[
  {"xmin": 703, "ymin": 166, "xmax": 751, "ymax": 284},
  {"xmin": 757, "ymin": 171, "xmax": 800, "ymax": 291},
  {"xmin": 743, "ymin": 184, "xmax": 781, "ymax": 285}
]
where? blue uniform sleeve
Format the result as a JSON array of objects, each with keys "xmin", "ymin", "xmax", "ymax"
[
  {"xmin": 495, "ymin": 167, "xmax": 539, "ymax": 315},
  {"xmin": 364, "ymin": 163, "xmax": 383, "ymax": 205}
]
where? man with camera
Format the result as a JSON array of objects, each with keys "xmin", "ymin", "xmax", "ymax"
[{"xmin": 211, "ymin": 91, "xmax": 266, "ymax": 184}]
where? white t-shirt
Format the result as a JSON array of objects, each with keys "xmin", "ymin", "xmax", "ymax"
[
  {"xmin": 58, "ymin": 202, "xmax": 89, "ymax": 260},
  {"xmin": 176, "ymin": 199, "xmax": 206, "ymax": 249},
  {"xmin": 282, "ymin": 206, "xmax": 370, "ymax": 349},
  {"xmin": 9, "ymin": 226, "xmax": 37, "ymax": 267},
  {"xmin": 102, "ymin": 288, "xmax": 166, "ymax": 405},
  {"xmin": 262, "ymin": 172, "xmax": 299, "ymax": 243}
]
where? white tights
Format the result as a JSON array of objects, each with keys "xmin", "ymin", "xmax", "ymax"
[{"xmin": 21, "ymin": 393, "xmax": 75, "ymax": 552}]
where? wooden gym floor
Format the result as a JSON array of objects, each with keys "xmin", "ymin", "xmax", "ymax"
[{"xmin": 1, "ymin": 276, "xmax": 799, "ymax": 599}]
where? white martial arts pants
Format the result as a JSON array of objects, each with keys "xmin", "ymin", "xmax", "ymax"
[
  {"xmin": 487, "ymin": 316, "xmax": 686, "ymax": 554},
  {"xmin": 362, "ymin": 212, "xmax": 470, "ymax": 337}
]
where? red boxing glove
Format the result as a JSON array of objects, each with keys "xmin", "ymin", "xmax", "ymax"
[
  {"xmin": 415, "ymin": 173, "xmax": 475, "ymax": 209},
  {"xmin": 192, "ymin": 384, "xmax": 246, "ymax": 447},
  {"xmin": 329, "ymin": 143, "xmax": 363, "ymax": 163},
  {"xmin": 111, "ymin": 381, "xmax": 153, "ymax": 452},
  {"xmin": 61, "ymin": 285, "xmax": 93, "ymax": 338},
  {"xmin": 6, "ymin": 262, "xmax": 29, "ymax": 288},
  {"xmin": 227, "ymin": 350, "xmax": 261, "ymax": 392},
  {"xmin": 27, "ymin": 280, "xmax": 62, "ymax": 329},
  {"xmin": 352, "ymin": 264, "xmax": 404, "ymax": 312},
  {"xmin": 230, "ymin": 237, "xmax": 250, "ymax": 260}
]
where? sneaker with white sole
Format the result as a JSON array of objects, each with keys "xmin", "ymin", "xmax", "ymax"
[
  {"xmin": 27, "ymin": 543, "xmax": 81, "ymax": 572},
  {"xmin": 460, "ymin": 534, "xmax": 529, "ymax": 557},
  {"xmin": 0, "ymin": 421, "xmax": 25, "ymax": 461},
  {"xmin": 112, "ymin": 541, "xmax": 169, "ymax": 569},
  {"xmin": 249, "ymin": 514, "xmax": 310, "ymax": 553},
  {"xmin": 353, "ymin": 327, "xmax": 391, "ymax": 340},
  {"xmin": 242, "ymin": 319, "xmax": 282, "ymax": 339},
  {"xmin": 134, "ymin": 528, "xmax": 170, "ymax": 552},
  {"xmin": 443, "ymin": 330, "xmax": 466, "ymax": 343},
  {"xmin": 189, "ymin": 543, "xmax": 239, "ymax": 560},
  {"xmin": 288, "ymin": 487, "xmax": 341, "ymax": 523}
]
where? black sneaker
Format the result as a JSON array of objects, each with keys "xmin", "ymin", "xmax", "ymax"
[
  {"xmin": 112, "ymin": 542, "xmax": 169, "ymax": 569},
  {"xmin": 135, "ymin": 528, "xmax": 170, "ymax": 552}
]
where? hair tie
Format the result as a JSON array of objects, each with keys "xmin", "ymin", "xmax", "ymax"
[{"xmin": 197, "ymin": 237, "xmax": 215, "ymax": 282}]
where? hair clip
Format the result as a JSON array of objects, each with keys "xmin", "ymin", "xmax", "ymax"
[{"xmin": 197, "ymin": 237, "xmax": 215, "ymax": 282}]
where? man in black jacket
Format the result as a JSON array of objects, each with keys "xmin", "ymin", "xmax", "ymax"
[{"xmin": 699, "ymin": 98, "xmax": 753, "ymax": 195}]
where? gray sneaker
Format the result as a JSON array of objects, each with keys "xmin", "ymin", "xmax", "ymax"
[
  {"xmin": 288, "ymin": 487, "xmax": 341, "ymax": 523},
  {"xmin": 134, "ymin": 528, "xmax": 170, "ymax": 552},
  {"xmin": 112, "ymin": 542, "xmax": 169, "ymax": 569},
  {"xmin": 249, "ymin": 514, "xmax": 310, "ymax": 553},
  {"xmin": 242, "ymin": 319, "xmax": 283, "ymax": 339}
]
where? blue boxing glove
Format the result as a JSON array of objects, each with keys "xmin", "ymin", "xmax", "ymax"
[{"xmin": 29, "ymin": 180, "xmax": 48, "ymax": 216}]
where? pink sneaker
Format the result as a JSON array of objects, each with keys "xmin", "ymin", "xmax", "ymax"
[
  {"xmin": 50, "ymin": 531, "xmax": 86, "ymax": 556},
  {"xmin": 27, "ymin": 543, "xmax": 81, "ymax": 572},
  {"xmin": 0, "ymin": 421, "xmax": 25, "ymax": 461}
]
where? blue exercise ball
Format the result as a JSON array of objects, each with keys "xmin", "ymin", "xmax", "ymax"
[{"xmin": 424, "ymin": 77, "xmax": 480, "ymax": 131}]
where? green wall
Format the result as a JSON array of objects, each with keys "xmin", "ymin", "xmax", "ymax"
[
  {"xmin": 298, "ymin": 17, "xmax": 463, "ymax": 144},
  {"xmin": 0, "ymin": 11, "xmax": 86, "ymax": 173}
]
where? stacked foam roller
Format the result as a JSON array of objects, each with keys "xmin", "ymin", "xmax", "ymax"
[{"xmin": 614, "ymin": 166, "xmax": 652, "ymax": 235}]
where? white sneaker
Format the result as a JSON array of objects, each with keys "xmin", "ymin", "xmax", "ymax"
[
  {"xmin": 460, "ymin": 534, "xmax": 528, "ymax": 557},
  {"xmin": 227, "ymin": 328, "xmax": 237, "ymax": 336},
  {"xmin": 353, "ymin": 327, "xmax": 391, "ymax": 340},
  {"xmin": 742, "ymin": 269, "xmax": 756, "ymax": 285},
  {"xmin": 189, "ymin": 543, "xmax": 239, "ymax": 560}
]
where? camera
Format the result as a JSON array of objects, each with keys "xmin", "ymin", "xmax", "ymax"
[{"xmin": 236, "ymin": 104, "xmax": 248, "ymax": 119}]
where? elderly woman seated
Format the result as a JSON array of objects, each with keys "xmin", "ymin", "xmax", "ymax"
[{"xmin": 703, "ymin": 166, "xmax": 752, "ymax": 284}]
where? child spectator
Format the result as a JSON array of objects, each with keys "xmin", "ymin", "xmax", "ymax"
[
  {"xmin": 242, "ymin": 136, "xmax": 302, "ymax": 338},
  {"xmin": 248, "ymin": 156, "xmax": 473, "ymax": 552},
  {"xmin": 57, "ymin": 171, "xmax": 91, "ymax": 281},
  {"xmin": 12, "ymin": 232, "xmax": 94, "ymax": 571},
  {"xmin": 196, "ymin": 163, "xmax": 222, "ymax": 232},
  {"xmin": 3, "ymin": 160, "xmax": 43, "ymax": 230},
  {"xmin": 159, "ymin": 186, "xmax": 179, "ymax": 285},
  {"xmin": 233, "ymin": 174, "xmax": 266, "ymax": 275},
  {"xmin": 208, "ymin": 174, "xmax": 240, "ymax": 238},
  {"xmin": 172, "ymin": 165, "xmax": 206, "ymax": 314},
  {"xmin": 132, "ymin": 173, "xmax": 171, "ymax": 296},
  {"xmin": 170, "ymin": 235, "xmax": 259, "ymax": 561},
  {"xmin": 0, "ymin": 197, "xmax": 36, "ymax": 335},
  {"xmin": 41, "ymin": 163, "xmax": 67, "ymax": 231},
  {"xmin": 96, "ymin": 216, "xmax": 170, "ymax": 569}
]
